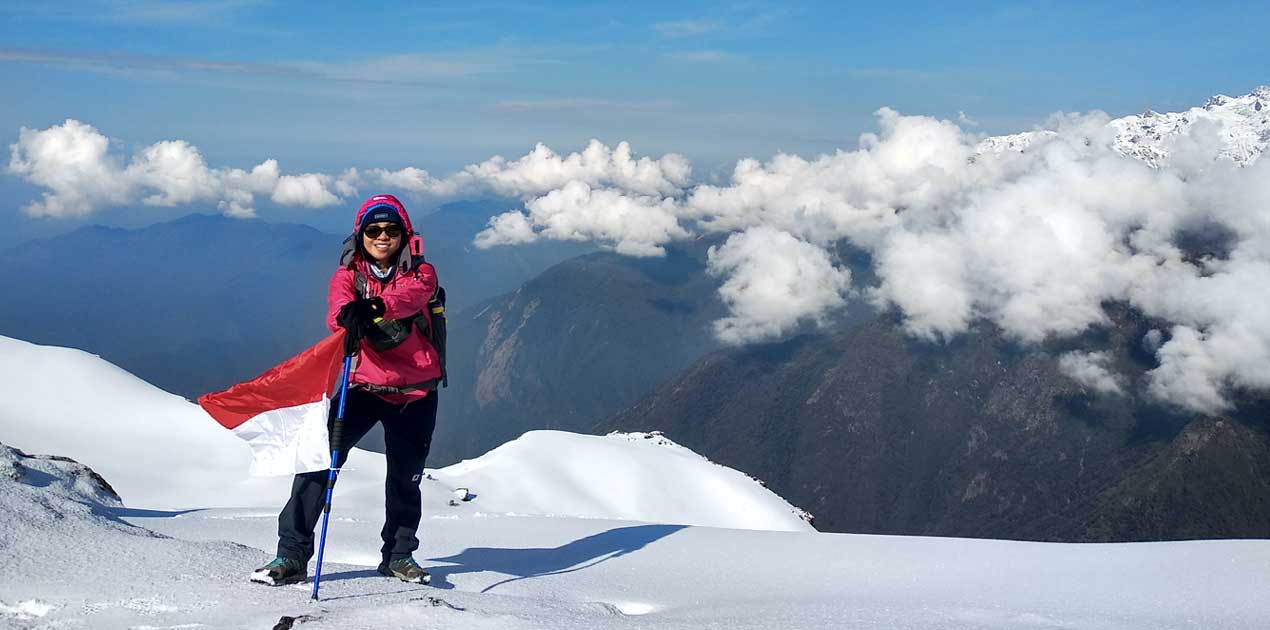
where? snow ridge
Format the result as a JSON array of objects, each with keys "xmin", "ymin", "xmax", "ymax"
[
  {"xmin": 606, "ymin": 431, "xmax": 817, "ymax": 525},
  {"xmin": 432, "ymin": 430, "xmax": 815, "ymax": 531},
  {"xmin": 978, "ymin": 86, "xmax": 1270, "ymax": 166}
]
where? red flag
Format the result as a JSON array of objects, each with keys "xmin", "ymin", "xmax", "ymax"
[{"xmin": 198, "ymin": 332, "xmax": 345, "ymax": 476}]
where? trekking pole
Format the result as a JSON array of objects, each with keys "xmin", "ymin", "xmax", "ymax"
[{"xmin": 311, "ymin": 342, "xmax": 355, "ymax": 601}]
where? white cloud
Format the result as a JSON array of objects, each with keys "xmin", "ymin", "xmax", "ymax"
[
  {"xmin": 369, "ymin": 166, "xmax": 470, "ymax": 198},
  {"xmin": 125, "ymin": 140, "xmax": 219, "ymax": 206},
  {"xmin": 460, "ymin": 107, "xmax": 1270, "ymax": 413},
  {"xmin": 681, "ymin": 108, "xmax": 974, "ymax": 245},
  {"xmin": 217, "ymin": 191, "xmax": 256, "ymax": 219},
  {"xmin": 479, "ymin": 182, "xmax": 689, "ymax": 257},
  {"xmin": 271, "ymin": 173, "xmax": 342, "ymax": 207},
  {"xmin": 1058, "ymin": 351, "xmax": 1125, "ymax": 396},
  {"xmin": 11, "ymin": 105, "xmax": 1270, "ymax": 415},
  {"xmin": 7, "ymin": 120, "xmax": 345, "ymax": 218},
  {"xmin": 870, "ymin": 230, "xmax": 971, "ymax": 341},
  {"xmin": 333, "ymin": 168, "xmax": 361, "ymax": 198},
  {"xmin": 1129, "ymin": 253, "xmax": 1270, "ymax": 414},
  {"xmin": 707, "ymin": 227, "xmax": 852, "ymax": 344},
  {"xmin": 7, "ymin": 119, "xmax": 131, "ymax": 217},
  {"xmin": 464, "ymin": 139, "xmax": 692, "ymax": 198},
  {"xmin": 473, "ymin": 211, "xmax": 538, "ymax": 249},
  {"xmin": 1145, "ymin": 326, "xmax": 1234, "ymax": 414}
]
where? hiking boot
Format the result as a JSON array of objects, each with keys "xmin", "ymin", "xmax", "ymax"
[
  {"xmin": 378, "ymin": 556, "xmax": 431, "ymax": 584},
  {"xmin": 250, "ymin": 556, "xmax": 306, "ymax": 586}
]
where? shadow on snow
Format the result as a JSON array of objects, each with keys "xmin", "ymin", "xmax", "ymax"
[{"xmin": 426, "ymin": 523, "xmax": 687, "ymax": 592}]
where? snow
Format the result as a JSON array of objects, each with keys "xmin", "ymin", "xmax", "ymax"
[
  {"xmin": 3, "ymin": 335, "xmax": 1270, "ymax": 629},
  {"xmin": 0, "ymin": 335, "xmax": 808, "ymax": 531},
  {"xmin": 977, "ymin": 85, "xmax": 1270, "ymax": 167},
  {"xmin": 0, "ymin": 600, "xmax": 55, "ymax": 620},
  {"xmin": 433, "ymin": 430, "xmax": 813, "ymax": 530},
  {"xmin": 0, "ymin": 335, "xmax": 321, "ymax": 510}
]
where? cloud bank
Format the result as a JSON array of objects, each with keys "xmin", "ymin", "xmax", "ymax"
[
  {"xmin": 708, "ymin": 226, "xmax": 852, "ymax": 344},
  {"xmin": 8, "ymin": 92, "xmax": 1270, "ymax": 415},
  {"xmin": 469, "ymin": 101, "xmax": 1270, "ymax": 415},
  {"xmin": 8, "ymin": 120, "xmax": 352, "ymax": 218}
]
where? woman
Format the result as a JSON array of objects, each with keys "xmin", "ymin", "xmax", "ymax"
[{"xmin": 251, "ymin": 193, "xmax": 443, "ymax": 586}]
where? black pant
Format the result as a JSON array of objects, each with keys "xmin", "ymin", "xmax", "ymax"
[{"xmin": 276, "ymin": 387, "xmax": 438, "ymax": 565}]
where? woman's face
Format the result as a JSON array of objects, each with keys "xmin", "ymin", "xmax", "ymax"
[{"xmin": 361, "ymin": 221, "xmax": 403, "ymax": 264}]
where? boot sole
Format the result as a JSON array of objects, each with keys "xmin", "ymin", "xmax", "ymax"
[{"xmin": 377, "ymin": 564, "xmax": 432, "ymax": 584}]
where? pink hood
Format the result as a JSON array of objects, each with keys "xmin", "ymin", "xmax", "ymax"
[{"xmin": 354, "ymin": 193, "xmax": 415, "ymax": 236}]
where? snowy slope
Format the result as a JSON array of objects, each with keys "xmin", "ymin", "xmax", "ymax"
[
  {"xmin": 0, "ymin": 442, "xmax": 291, "ymax": 628},
  {"xmin": 978, "ymin": 85, "xmax": 1270, "ymax": 166},
  {"xmin": 434, "ymin": 430, "xmax": 813, "ymax": 531},
  {"xmin": 3, "ymin": 336, "xmax": 1270, "ymax": 629},
  {"xmin": 3, "ymin": 445, "xmax": 1269, "ymax": 630},
  {"xmin": 0, "ymin": 334, "xmax": 811, "ymax": 531},
  {"xmin": 0, "ymin": 334, "xmax": 385, "ymax": 510}
]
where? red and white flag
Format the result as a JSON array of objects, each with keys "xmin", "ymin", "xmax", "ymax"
[{"xmin": 198, "ymin": 332, "xmax": 345, "ymax": 476}]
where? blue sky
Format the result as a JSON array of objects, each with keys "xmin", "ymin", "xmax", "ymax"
[{"xmin": 1, "ymin": 0, "xmax": 1267, "ymax": 244}]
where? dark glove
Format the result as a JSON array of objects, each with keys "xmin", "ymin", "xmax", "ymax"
[
  {"xmin": 336, "ymin": 297, "xmax": 385, "ymax": 333},
  {"xmin": 343, "ymin": 326, "xmax": 362, "ymax": 356},
  {"xmin": 337, "ymin": 297, "xmax": 385, "ymax": 355}
]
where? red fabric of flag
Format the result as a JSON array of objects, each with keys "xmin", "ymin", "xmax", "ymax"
[{"xmin": 198, "ymin": 332, "xmax": 345, "ymax": 430}]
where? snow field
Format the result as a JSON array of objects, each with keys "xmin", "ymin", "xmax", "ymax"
[{"xmin": 3, "ymin": 334, "xmax": 1270, "ymax": 629}]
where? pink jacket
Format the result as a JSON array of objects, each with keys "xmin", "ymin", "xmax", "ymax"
[{"xmin": 327, "ymin": 260, "xmax": 442, "ymax": 404}]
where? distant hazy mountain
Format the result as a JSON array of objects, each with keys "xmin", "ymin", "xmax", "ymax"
[
  {"xmin": 423, "ymin": 243, "xmax": 729, "ymax": 465},
  {"xmin": 414, "ymin": 199, "xmax": 593, "ymax": 312},
  {"xmin": 0, "ymin": 201, "xmax": 588, "ymax": 398},
  {"xmin": 601, "ymin": 305, "xmax": 1270, "ymax": 542},
  {"xmin": 0, "ymin": 213, "xmax": 334, "ymax": 397},
  {"xmin": 415, "ymin": 239, "xmax": 882, "ymax": 467}
]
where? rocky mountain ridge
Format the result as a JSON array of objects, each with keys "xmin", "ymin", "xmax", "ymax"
[
  {"xmin": 600, "ymin": 308, "xmax": 1270, "ymax": 542},
  {"xmin": 977, "ymin": 85, "xmax": 1270, "ymax": 166}
]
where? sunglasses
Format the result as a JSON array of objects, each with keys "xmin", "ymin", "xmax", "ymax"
[{"xmin": 362, "ymin": 224, "xmax": 402, "ymax": 239}]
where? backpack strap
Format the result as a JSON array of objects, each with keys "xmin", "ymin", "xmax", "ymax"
[
  {"xmin": 428, "ymin": 286, "xmax": 447, "ymax": 387},
  {"xmin": 353, "ymin": 270, "xmax": 369, "ymax": 300},
  {"xmin": 350, "ymin": 264, "xmax": 448, "ymax": 388},
  {"xmin": 339, "ymin": 237, "xmax": 358, "ymax": 268}
]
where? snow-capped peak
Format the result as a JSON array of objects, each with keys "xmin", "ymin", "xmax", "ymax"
[{"xmin": 978, "ymin": 86, "xmax": 1270, "ymax": 167}]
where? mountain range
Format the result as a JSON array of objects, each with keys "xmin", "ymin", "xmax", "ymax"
[
  {"xmin": 3, "ymin": 88, "xmax": 1268, "ymax": 544},
  {"xmin": 0, "ymin": 201, "xmax": 587, "ymax": 397},
  {"xmin": 601, "ymin": 306, "xmax": 1270, "ymax": 542},
  {"xmin": 977, "ymin": 85, "xmax": 1270, "ymax": 166},
  {"xmin": 427, "ymin": 242, "xmax": 729, "ymax": 464},
  {"xmin": 434, "ymin": 88, "xmax": 1270, "ymax": 541}
]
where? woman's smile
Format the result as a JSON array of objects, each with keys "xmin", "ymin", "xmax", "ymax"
[{"xmin": 362, "ymin": 221, "xmax": 403, "ymax": 265}]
